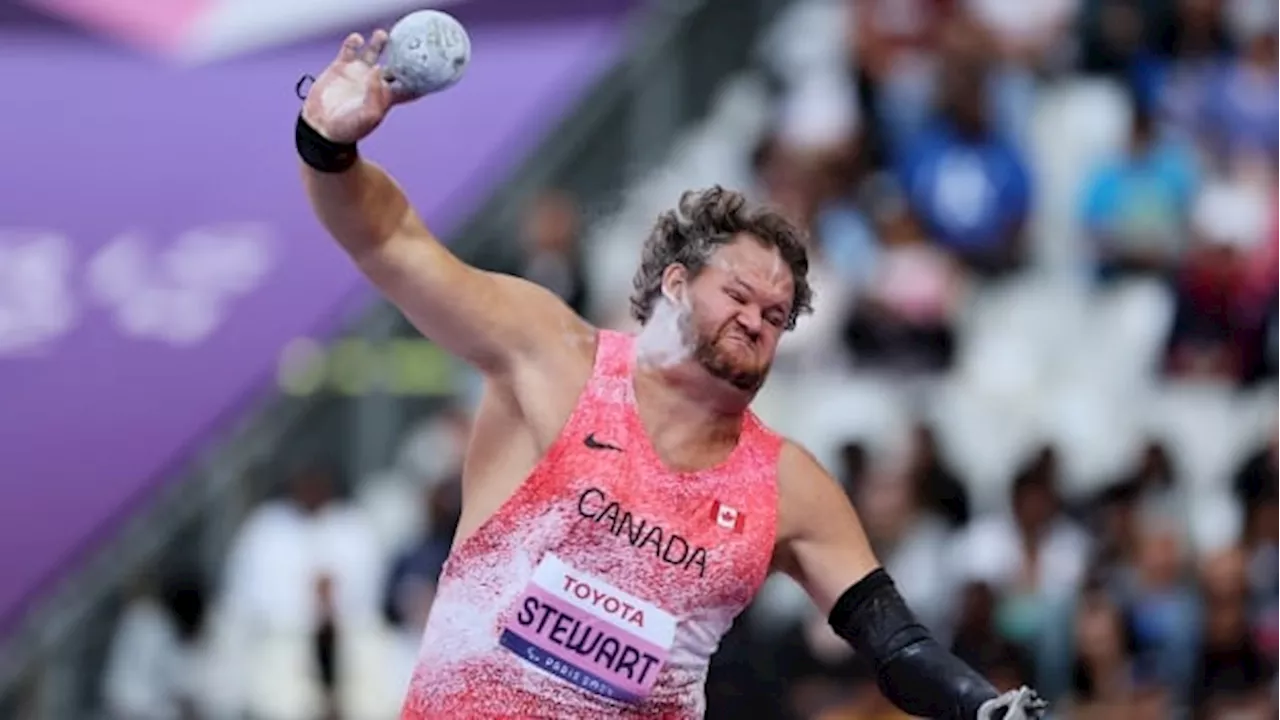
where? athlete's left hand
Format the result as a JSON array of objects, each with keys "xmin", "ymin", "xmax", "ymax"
[{"xmin": 976, "ymin": 686, "xmax": 1048, "ymax": 720}]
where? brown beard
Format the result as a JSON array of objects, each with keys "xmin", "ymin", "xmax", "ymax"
[{"xmin": 693, "ymin": 328, "xmax": 769, "ymax": 392}]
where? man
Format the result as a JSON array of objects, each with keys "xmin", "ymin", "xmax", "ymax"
[
  {"xmin": 295, "ymin": 29, "xmax": 1046, "ymax": 720},
  {"xmin": 897, "ymin": 47, "xmax": 1031, "ymax": 279}
]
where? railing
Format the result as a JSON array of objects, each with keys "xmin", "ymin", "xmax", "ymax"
[{"xmin": 0, "ymin": 0, "xmax": 792, "ymax": 716}]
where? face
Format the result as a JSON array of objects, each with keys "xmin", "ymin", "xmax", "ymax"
[
  {"xmin": 1136, "ymin": 520, "xmax": 1184, "ymax": 588},
  {"xmin": 667, "ymin": 235, "xmax": 795, "ymax": 393},
  {"xmin": 427, "ymin": 479, "xmax": 463, "ymax": 535},
  {"xmin": 1075, "ymin": 593, "xmax": 1124, "ymax": 661},
  {"xmin": 1250, "ymin": 33, "xmax": 1277, "ymax": 69},
  {"xmin": 291, "ymin": 471, "xmax": 334, "ymax": 513},
  {"xmin": 1250, "ymin": 498, "xmax": 1279, "ymax": 545},
  {"xmin": 957, "ymin": 582, "xmax": 996, "ymax": 631},
  {"xmin": 1013, "ymin": 482, "xmax": 1056, "ymax": 533},
  {"xmin": 1200, "ymin": 547, "xmax": 1248, "ymax": 601},
  {"xmin": 525, "ymin": 192, "xmax": 578, "ymax": 253},
  {"xmin": 856, "ymin": 474, "xmax": 915, "ymax": 543}
]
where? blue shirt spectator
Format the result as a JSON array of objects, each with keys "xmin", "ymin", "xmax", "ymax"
[
  {"xmin": 382, "ymin": 478, "xmax": 460, "ymax": 628},
  {"xmin": 1080, "ymin": 105, "xmax": 1199, "ymax": 280},
  {"xmin": 898, "ymin": 67, "xmax": 1032, "ymax": 276}
]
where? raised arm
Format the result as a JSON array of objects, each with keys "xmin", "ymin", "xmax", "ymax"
[
  {"xmin": 775, "ymin": 441, "xmax": 1046, "ymax": 720},
  {"xmin": 298, "ymin": 31, "xmax": 592, "ymax": 378}
]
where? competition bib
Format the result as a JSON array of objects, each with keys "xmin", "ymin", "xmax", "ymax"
[{"xmin": 499, "ymin": 554, "xmax": 676, "ymax": 704}]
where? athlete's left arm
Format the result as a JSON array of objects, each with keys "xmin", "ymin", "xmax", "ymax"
[
  {"xmin": 775, "ymin": 441, "xmax": 1046, "ymax": 720},
  {"xmin": 773, "ymin": 441, "xmax": 878, "ymax": 610}
]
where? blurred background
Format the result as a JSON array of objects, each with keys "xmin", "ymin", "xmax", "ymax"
[{"xmin": 0, "ymin": 0, "xmax": 1275, "ymax": 718}]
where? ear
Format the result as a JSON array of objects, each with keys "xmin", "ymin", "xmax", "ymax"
[{"xmin": 660, "ymin": 264, "xmax": 690, "ymax": 303}]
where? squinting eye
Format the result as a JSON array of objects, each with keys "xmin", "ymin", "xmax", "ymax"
[{"xmin": 727, "ymin": 290, "xmax": 747, "ymax": 303}]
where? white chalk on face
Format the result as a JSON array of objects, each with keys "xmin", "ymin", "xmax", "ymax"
[{"xmin": 636, "ymin": 288, "xmax": 695, "ymax": 370}]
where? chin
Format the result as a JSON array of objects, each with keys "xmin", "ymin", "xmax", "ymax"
[
  {"xmin": 694, "ymin": 338, "xmax": 771, "ymax": 392},
  {"xmin": 715, "ymin": 361, "xmax": 768, "ymax": 393}
]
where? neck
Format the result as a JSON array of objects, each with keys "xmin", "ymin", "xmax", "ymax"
[
  {"xmin": 1017, "ymin": 520, "xmax": 1045, "ymax": 546},
  {"xmin": 632, "ymin": 361, "xmax": 747, "ymax": 474},
  {"xmin": 632, "ymin": 362, "xmax": 746, "ymax": 445},
  {"xmin": 1087, "ymin": 655, "xmax": 1128, "ymax": 698}
]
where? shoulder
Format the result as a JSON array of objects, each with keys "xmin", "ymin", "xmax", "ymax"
[
  {"xmin": 1085, "ymin": 161, "xmax": 1122, "ymax": 187},
  {"xmin": 899, "ymin": 128, "xmax": 948, "ymax": 172},
  {"xmin": 775, "ymin": 438, "xmax": 848, "ymax": 538},
  {"xmin": 503, "ymin": 315, "xmax": 599, "ymax": 386},
  {"xmin": 777, "ymin": 438, "xmax": 825, "ymax": 479},
  {"xmin": 743, "ymin": 417, "xmax": 818, "ymax": 483},
  {"xmin": 994, "ymin": 139, "xmax": 1031, "ymax": 172}
]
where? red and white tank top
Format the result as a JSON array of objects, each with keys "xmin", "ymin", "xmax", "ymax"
[{"xmin": 401, "ymin": 330, "xmax": 781, "ymax": 719}]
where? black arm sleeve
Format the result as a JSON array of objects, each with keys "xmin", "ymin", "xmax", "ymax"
[{"xmin": 828, "ymin": 568, "xmax": 998, "ymax": 719}]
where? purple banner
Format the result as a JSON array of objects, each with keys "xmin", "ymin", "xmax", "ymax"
[{"xmin": 0, "ymin": 9, "xmax": 625, "ymax": 631}]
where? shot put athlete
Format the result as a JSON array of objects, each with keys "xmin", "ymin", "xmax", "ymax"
[{"xmin": 295, "ymin": 25, "xmax": 1048, "ymax": 720}]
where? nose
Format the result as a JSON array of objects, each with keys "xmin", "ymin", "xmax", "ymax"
[{"xmin": 736, "ymin": 306, "xmax": 762, "ymax": 339}]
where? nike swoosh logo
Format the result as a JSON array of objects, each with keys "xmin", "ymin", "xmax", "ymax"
[{"xmin": 583, "ymin": 433, "xmax": 623, "ymax": 452}]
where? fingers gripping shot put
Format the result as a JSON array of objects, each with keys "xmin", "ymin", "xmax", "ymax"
[{"xmin": 296, "ymin": 12, "xmax": 1047, "ymax": 720}]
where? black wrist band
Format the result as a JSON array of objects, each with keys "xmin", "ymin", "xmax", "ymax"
[
  {"xmin": 296, "ymin": 114, "xmax": 359, "ymax": 174},
  {"xmin": 829, "ymin": 568, "xmax": 999, "ymax": 719}
]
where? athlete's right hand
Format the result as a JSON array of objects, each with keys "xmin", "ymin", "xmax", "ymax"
[{"xmin": 302, "ymin": 31, "xmax": 412, "ymax": 145}]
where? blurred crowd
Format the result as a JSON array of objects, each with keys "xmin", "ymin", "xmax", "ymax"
[{"xmin": 98, "ymin": 0, "xmax": 1275, "ymax": 719}]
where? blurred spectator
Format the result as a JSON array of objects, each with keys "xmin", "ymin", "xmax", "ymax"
[
  {"xmin": 1138, "ymin": 0, "xmax": 1235, "ymax": 144},
  {"xmin": 101, "ymin": 575, "xmax": 208, "ymax": 720},
  {"xmin": 384, "ymin": 477, "xmax": 460, "ymax": 628},
  {"xmin": 518, "ymin": 190, "xmax": 590, "ymax": 316},
  {"xmin": 1060, "ymin": 585, "xmax": 1145, "ymax": 716},
  {"xmin": 837, "ymin": 439, "xmax": 871, "ymax": 492},
  {"xmin": 1244, "ymin": 486, "xmax": 1280, "ymax": 661},
  {"xmin": 1232, "ymin": 432, "xmax": 1277, "ymax": 509},
  {"xmin": 1120, "ymin": 441, "xmax": 1179, "ymax": 500},
  {"xmin": 963, "ymin": 0, "xmax": 1078, "ymax": 144},
  {"xmin": 396, "ymin": 404, "xmax": 473, "ymax": 485},
  {"xmin": 1115, "ymin": 504, "xmax": 1202, "ymax": 700},
  {"xmin": 964, "ymin": 0, "xmax": 1078, "ymax": 70},
  {"xmin": 1193, "ymin": 547, "xmax": 1276, "ymax": 718},
  {"xmin": 210, "ymin": 468, "xmax": 393, "ymax": 720},
  {"xmin": 950, "ymin": 581, "xmax": 1035, "ymax": 687},
  {"xmin": 1091, "ymin": 480, "xmax": 1143, "ymax": 585},
  {"xmin": 1164, "ymin": 177, "xmax": 1271, "ymax": 383},
  {"xmin": 898, "ymin": 46, "xmax": 1032, "ymax": 277},
  {"xmin": 382, "ymin": 477, "xmax": 460, "ymax": 693},
  {"xmin": 853, "ymin": 468, "xmax": 955, "ymax": 635},
  {"xmin": 378, "ymin": 474, "xmax": 460, "ymax": 691},
  {"xmin": 1090, "ymin": 441, "xmax": 1183, "ymax": 594},
  {"xmin": 954, "ymin": 448, "xmax": 1091, "ymax": 643},
  {"xmin": 1080, "ymin": 102, "xmax": 1199, "ymax": 283},
  {"xmin": 1077, "ymin": 0, "xmax": 1165, "ymax": 77},
  {"xmin": 1201, "ymin": 18, "xmax": 1277, "ymax": 165},
  {"xmin": 849, "ymin": 0, "xmax": 954, "ymax": 162},
  {"xmin": 903, "ymin": 421, "xmax": 971, "ymax": 526},
  {"xmin": 840, "ymin": 186, "xmax": 965, "ymax": 373}
]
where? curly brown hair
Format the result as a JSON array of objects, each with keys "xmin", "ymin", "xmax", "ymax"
[{"xmin": 629, "ymin": 186, "xmax": 813, "ymax": 330}]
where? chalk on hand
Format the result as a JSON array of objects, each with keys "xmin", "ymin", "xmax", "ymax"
[{"xmin": 383, "ymin": 10, "xmax": 471, "ymax": 99}]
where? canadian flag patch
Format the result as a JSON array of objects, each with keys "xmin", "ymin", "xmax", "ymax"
[{"xmin": 709, "ymin": 501, "xmax": 745, "ymax": 533}]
